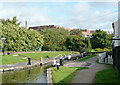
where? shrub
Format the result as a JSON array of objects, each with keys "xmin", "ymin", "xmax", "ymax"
[{"xmin": 94, "ymin": 48, "xmax": 103, "ymax": 52}]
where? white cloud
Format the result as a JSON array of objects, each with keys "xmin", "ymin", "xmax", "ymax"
[
  {"xmin": 62, "ymin": 2, "xmax": 118, "ymax": 32},
  {"xmin": 28, "ymin": 13, "xmax": 56, "ymax": 26},
  {"xmin": 0, "ymin": 4, "xmax": 58, "ymax": 27},
  {"xmin": 0, "ymin": 2, "xmax": 118, "ymax": 32}
]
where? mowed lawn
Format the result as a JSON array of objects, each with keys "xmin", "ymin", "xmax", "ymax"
[
  {"xmin": 76, "ymin": 54, "xmax": 96, "ymax": 61},
  {"xmin": 18, "ymin": 51, "xmax": 74, "ymax": 60},
  {"xmin": 52, "ymin": 67, "xmax": 88, "ymax": 83},
  {"xmin": 94, "ymin": 65, "xmax": 120, "ymax": 84},
  {"xmin": 0, "ymin": 55, "xmax": 27, "ymax": 65},
  {"xmin": 1, "ymin": 51, "xmax": 78, "ymax": 65}
]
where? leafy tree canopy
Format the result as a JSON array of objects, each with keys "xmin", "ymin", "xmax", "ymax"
[
  {"xmin": 1, "ymin": 16, "xmax": 21, "ymax": 26},
  {"xmin": 38, "ymin": 28, "xmax": 91, "ymax": 53},
  {"xmin": 0, "ymin": 17, "xmax": 44, "ymax": 52},
  {"xmin": 90, "ymin": 29, "xmax": 113, "ymax": 49}
]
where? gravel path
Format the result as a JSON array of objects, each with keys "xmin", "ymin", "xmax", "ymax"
[{"xmin": 71, "ymin": 55, "xmax": 106, "ymax": 83}]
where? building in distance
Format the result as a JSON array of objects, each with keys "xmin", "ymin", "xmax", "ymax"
[
  {"xmin": 81, "ymin": 29, "xmax": 95, "ymax": 39},
  {"xmin": 29, "ymin": 25, "xmax": 72, "ymax": 31}
]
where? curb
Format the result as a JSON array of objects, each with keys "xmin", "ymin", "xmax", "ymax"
[
  {"xmin": 47, "ymin": 68, "xmax": 53, "ymax": 85},
  {"xmin": 0, "ymin": 61, "xmax": 52, "ymax": 72}
]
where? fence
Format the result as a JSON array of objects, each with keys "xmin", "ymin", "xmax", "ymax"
[{"xmin": 113, "ymin": 46, "xmax": 120, "ymax": 73}]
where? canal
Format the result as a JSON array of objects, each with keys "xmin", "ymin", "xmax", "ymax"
[{"xmin": 1, "ymin": 66, "xmax": 47, "ymax": 84}]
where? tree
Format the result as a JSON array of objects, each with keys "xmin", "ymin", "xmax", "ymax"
[
  {"xmin": 0, "ymin": 17, "xmax": 43, "ymax": 52},
  {"xmin": 38, "ymin": 27, "xmax": 69, "ymax": 51},
  {"xmin": 90, "ymin": 29, "xmax": 112, "ymax": 49},
  {"xmin": 66, "ymin": 29, "xmax": 92, "ymax": 53},
  {"xmin": 1, "ymin": 16, "xmax": 21, "ymax": 26}
]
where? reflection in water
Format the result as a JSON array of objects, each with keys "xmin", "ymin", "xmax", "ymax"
[
  {"xmin": 28, "ymin": 69, "xmax": 30, "ymax": 76},
  {"xmin": 1, "ymin": 66, "xmax": 47, "ymax": 84}
]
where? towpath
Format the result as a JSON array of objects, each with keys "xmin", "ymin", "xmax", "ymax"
[{"xmin": 70, "ymin": 55, "xmax": 106, "ymax": 83}]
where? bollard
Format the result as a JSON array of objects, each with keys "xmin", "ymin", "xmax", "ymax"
[
  {"xmin": 60, "ymin": 59, "xmax": 63, "ymax": 66},
  {"xmin": 52, "ymin": 59, "xmax": 56, "ymax": 67},
  {"xmin": 83, "ymin": 52, "xmax": 85, "ymax": 57},
  {"xmin": 40, "ymin": 63, "xmax": 43, "ymax": 66},
  {"xmin": 68, "ymin": 55, "xmax": 71, "ymax": 61},
  {"xmin": 56, "ymin": 63, "xmax": 60, "ymax": 70},
  {"xmin": 27, "ymin": 56, "xmax": 31, "ymax": 65},
  {"xmin": 40, "ymin": 57, "xmax": 43, "ymax": 62},
  {"xmin": 47, "ymin": 55, "xmax": 49, "ymax": 58},
  {"xmin": 7, "ymin": 52, "xmax": 10, "ymax": 55}
]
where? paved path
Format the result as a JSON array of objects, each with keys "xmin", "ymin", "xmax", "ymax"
[{"xmin": 71, "ymin": 55, "xmax": 106, "ymax": 83}]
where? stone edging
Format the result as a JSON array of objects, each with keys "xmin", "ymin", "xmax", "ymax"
[
  {"xmin": 47, "ymin": 68, "xmax": 53, "ymax": 85},
  {"xmin": 0, "ymin": 61, "xmax": 52, "ymax": 72}
]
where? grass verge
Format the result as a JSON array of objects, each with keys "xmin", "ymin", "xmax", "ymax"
[
  {"xmin": 0, "ymin": 55, "xmax": 27, "ymax": 65},
  {"xmin": 51, "ymin": 67, "xmax": 88, "ymax": 84},
  {"xmin": 76, "ymin": 54, "xmax": 96, "ymax": 61},
  {"xmin": 18, "ymin": 51, "xmax": 74, "ymax": 60},
  {"xmin": 94, "ymin": 64, "xmax": 120, "ymax": 84}
]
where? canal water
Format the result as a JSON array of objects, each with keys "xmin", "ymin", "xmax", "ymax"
[{"xmin": 1, "ymin": 66, "xmax": 47, "ymax": 84}]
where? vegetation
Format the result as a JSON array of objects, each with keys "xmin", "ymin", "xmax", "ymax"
[
  {"xmin": 38, "ymin": 27, "xmax": 69, "ymax": 51},
  {"xmin": 96, "ymin": 59, "xmax": 99, "ymax": 63},
  {"xmin": 52, "ymin": 67, "xmax": 88, "ymax": 84},
  {"xmin": 18, "ymin": 51, "xmax": 73, "ymax": 60},
  {"xmin": 0, "ymin": 55, "xmax": 27, "ymax": 65},
  {"xmin": 38, "ymin": 28, "xmax": 91, "ymax": 53},
  {"xmin": 94, "ymin": 65, "xmax": 120, "ymax": 84},
  {"xmin": 0, "ymin": 16, "xmax": 44, "ymax": 52},
  {"xmin": 90, "ymin": 29, "xmax": 114, "ymax": 49},
  {"xmin": 66, "ymin": 29, "xmax": 91, "ymax": 53},
  {"xmin": 91, "ymin": 48, "xmax": 110, "ymax": 52},
  {"xmin": 0, "ymin": 17, "xmax": 113, "ymax": 53},
  {"xmin": 1, "ymin": 51, "xmax": 77, "ymax": 65},
  {"xmin": 76, "ymin": 54, "xmax": 96, "ymax": 61}
]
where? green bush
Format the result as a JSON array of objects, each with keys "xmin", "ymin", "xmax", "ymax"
[
  {"xmin": 103, "ymin": 48, "xmax": 111, "ymax": 52},
  {"xmin": 94, "ymin": 48, "xmax": 103, "ymax": 52},
  {"xmin": 92, "ymin": 48, "xmax": 111, "ymax": 52}
]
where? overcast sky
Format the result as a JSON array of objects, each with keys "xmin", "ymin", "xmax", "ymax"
[{"xmin": 0, "ymin": 0, "xmax": 119, "ymax": 32}]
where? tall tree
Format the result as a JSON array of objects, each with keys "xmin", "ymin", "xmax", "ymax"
[
  {"xmin": 66, "ymin": 29, "xmax": 91, "ymax": 53},
  {"xmin": 38, "ymin": 27, "xmax": 69, "ymax": 51},
  {"xmin": 0, "ymin": 17, "xmax": 43, "ymax": 52},
  {"xmin": 1, "ymin": 16, "xmax": 21, "ymax": 26},
  {"xmin": 90, "ymin": 29, "xmax": 112, "ymax": 49}
]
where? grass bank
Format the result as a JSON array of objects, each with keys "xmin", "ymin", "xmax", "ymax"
[
  {"xmin": 94, "ymin": 64, "xmax": 120, "ymax": 84},
  {"xmin": 18, "ymin": 51, "xmax": 75, "ymax": 60},
  {"xmin": 1, "ymin": 51, "xmax": 78, "ymax": 65},
  {"xmin": 51, "ymin": 67, "xmax": 88, "ymax": 84},
  {"xmin": 0, "ymin": 55, "xmax": 27, "ymax": 65},
  {"xmin": 76, "ymin": 54, "xmax": 96, "ymax": 61}
]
